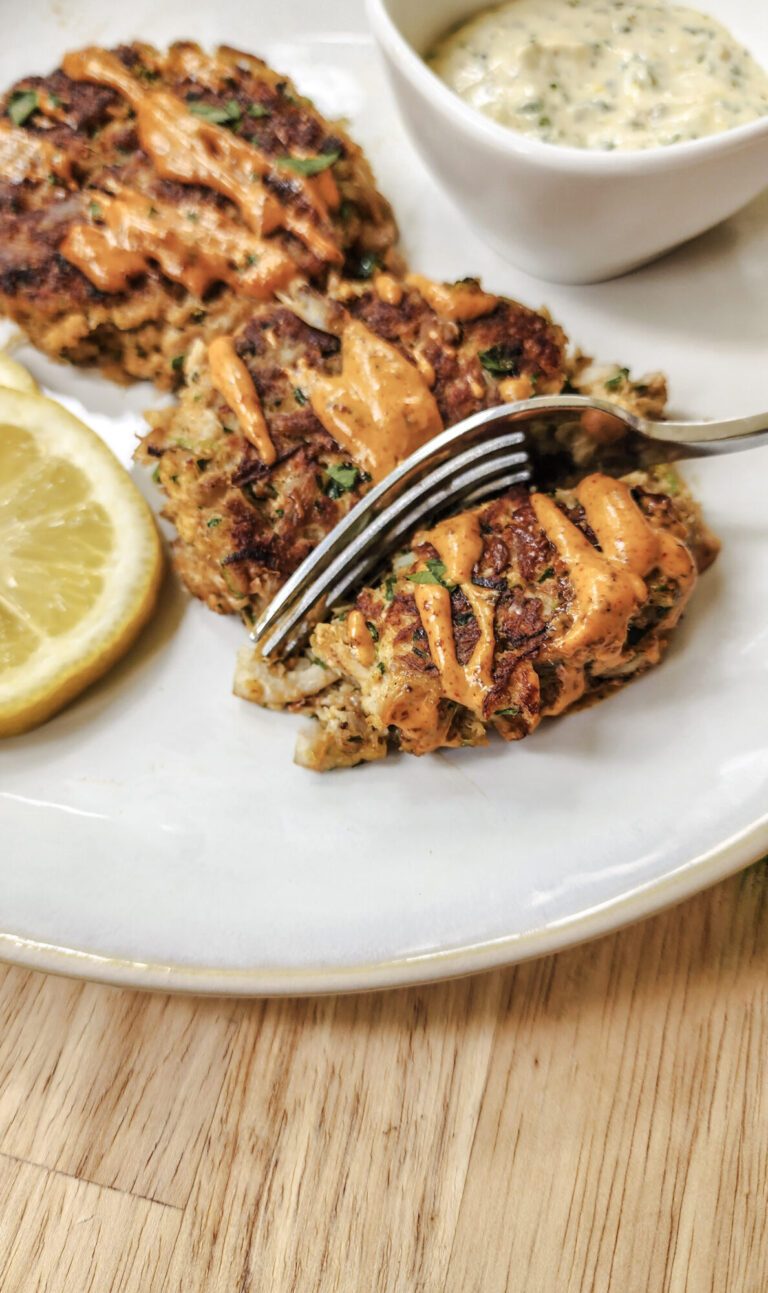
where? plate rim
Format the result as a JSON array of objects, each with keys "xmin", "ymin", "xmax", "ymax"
[{"xmin": 3, "ymin": 814, "xmax": 766, "ymax": 994}]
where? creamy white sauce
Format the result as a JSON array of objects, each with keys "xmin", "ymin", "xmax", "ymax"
[{"xmin": 428, "ymin": 0, "xmax": 768, "ymax": 150}]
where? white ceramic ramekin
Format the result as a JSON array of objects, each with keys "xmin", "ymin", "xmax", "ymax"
[{"xmin": 366, "ymin": 0, "xmax": 768, "ymax": 283}]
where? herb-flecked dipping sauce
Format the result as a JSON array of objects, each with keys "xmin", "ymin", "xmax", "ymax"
[{"xmin": 427, "ymin": 0, "xmax": 768, "ymax": 150}]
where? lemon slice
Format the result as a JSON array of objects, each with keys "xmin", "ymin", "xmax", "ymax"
[
  {"xmin": 0, "ymin": 351, "xmax": 39, "ymax": 395},
  {"xmin": 0, "ymin": 388, "xmax": 162, "ymax": 736}
]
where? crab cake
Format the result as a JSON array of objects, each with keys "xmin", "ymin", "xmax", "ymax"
[
  {"xmin": 136, "ymin": 274, "xmax": 569, "ymax": 617},
  {"xmin": 0, "ymin": 42, "xmax": 398, "ymax": 387},
  {"xmin": 235, "ymin": 468, "xmax": 718, "ymax": 770}
]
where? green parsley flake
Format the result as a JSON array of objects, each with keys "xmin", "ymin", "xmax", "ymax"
[
  {"xmin": 187, "ymin": 99, "xmax": 241, "ymax": 127},
  {"xmin": 537, "ymin": 566, "xmax": 555, "ymax": 582},
  {"xmin": 384, "ymin": 573, "xmax": 397, "ymax": 602},
  {"xmin": 277, "ymin": 149, "xmax": 340, "ymax": 175},
  {"xmin": 247, "ymin": 103, "xmax": 270, "ymax": 118},
  {"xmin": 88, "ymin": 200, "xmax": 102, "ymax": 219},
  {"xmin": 406, "ymin": 558, "xmax": 456, "ymax": 590},
  {"xmin": 495, "ymin": 706, "xmax": 520, "ymax": 717},
  {"xmin": 171, "ymin": 354, "xmax": 185, "ymax": 372},
  {"xmin": 293, "ymin": 387, "xmax": 308, "ymax": 406},
  {"xmin": 605, "ymin": 367, "xmax": 630, "ymax": 390},
  {"xmin": 325, "ymin": 462, "xmax": 363, "ymax": 498},
  {"xmin": 8, "ymin": 90, "xmax": 38, "ymax": 127},
  {"xmin": 355, "ymin": 252, "xmax": 379, "ymax": 280},
  {"xmin": 478, "ymin": 344, "xmax": 521, "ymax": 376}
]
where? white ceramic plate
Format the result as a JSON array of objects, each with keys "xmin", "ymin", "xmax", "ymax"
[{"xmin": 2, "ymin": 0, "xmax": 768, "ymax": 995}]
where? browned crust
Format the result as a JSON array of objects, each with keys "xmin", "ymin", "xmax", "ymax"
[
  {"xmin": 0, "ymin": 41, "xmax": 398, "ymax": 387},
  {"xmin": 293, "ymin": 467, "xmax": 720, "ymax": 768},
  {"xmin": 135, "ymin": 277, "xmax": 570, "ymax": 616}
]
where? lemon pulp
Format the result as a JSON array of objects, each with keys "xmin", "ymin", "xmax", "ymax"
[{"xmin": 0, "ymin": 383, "xmax": 162, "ymax": 736}]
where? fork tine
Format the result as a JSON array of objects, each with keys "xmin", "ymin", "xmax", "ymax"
[
  {"xmin": 252, "ymin": 427, "xmax": 529, "ymax": 649},
  {"xmin": 257, "ymin": 448, "xmax": 531, "ymax": 657}
]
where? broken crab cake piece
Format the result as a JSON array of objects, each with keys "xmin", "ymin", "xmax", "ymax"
[
  {"xmin": 136, "ymin": 273, "xmax": 569, "ymax": 617},
  {"xmin": 0, "ymin": 41, "xmax": 397, "ymax": 387},
  {"xmin": 248, "ymin": 466, "xmax": 718, "ymax": 771}
]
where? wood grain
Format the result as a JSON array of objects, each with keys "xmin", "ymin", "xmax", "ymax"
[{"xmin": 1, "ymin": 864, "xmax": 767, "ymax": 1291}]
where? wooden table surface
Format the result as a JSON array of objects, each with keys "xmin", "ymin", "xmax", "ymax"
[{"xmin": 1, "ymin": 864, "xmax": 766, "ymax": 1292}]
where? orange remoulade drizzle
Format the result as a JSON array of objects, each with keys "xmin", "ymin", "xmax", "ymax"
[
  {"xmin": 208, "ymin": 335, "xmax": 276, "ymax": 465},
  {"xmin": 403, "ymin": 473, "xmax": 696, "ymax": 729},
  {"xmin": 54, "ymin": 46, "xmax": 344, "ymax": 295}
]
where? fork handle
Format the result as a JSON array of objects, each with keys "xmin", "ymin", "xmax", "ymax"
[{"xmin": 639, "ymin": 410, "xmax": 768, "ymax": 454}]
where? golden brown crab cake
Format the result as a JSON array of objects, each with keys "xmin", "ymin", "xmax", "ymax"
[
  {"xmin": 0, "ymin": 41, "xmax": 398, "ymax": 387},
  {"xmin": 240, "ymin": 466, "xmax": 718, "ymax": 771},
  {"xmin": 136, "ymin": 274, "xmax": 570, "ymax": 617}
]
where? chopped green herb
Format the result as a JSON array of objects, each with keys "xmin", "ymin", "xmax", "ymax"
[
  {"xmin": 151, "ymin": 464, "xmax": 161, "ymax": 484},
  {"xmin": 88, "ymin": 200, "xmax": 102, "ymax": 219},
  {"xmin": 207, "ymin": 516, "xmax": 222, "ymax": 528},
  {"xmin": 187, "ymin": 99, "xmax": 240, "ymax": 127},
  {"xmin": 604, "ymin": 366, "xmax": 629, "ymax": 390},
  {"xmin": 377, "ymin": 662, "xmax": 386, "ymax": 675},
  {"xmin": 274, "ymin": 508, "xmax": 284, "ymax": 518},
  {"xmin": 136, "ymin": 66, "xmax": 160, "ymax": 84},
  {"xmin": 8, "ymin": 90, "xmax": 38, "ymax": 127},
  {"xmin": 537, "ymin": 566, "xmax": 555, "ymax": 582},
  {"xmin": 245, "ymin": 253, "xmax": 259, "ymax": 266},
  {"xmin": 293, "ymin": 387, "xmax": 308, "ymax": 406},
  {"xmin": 47, "ymin": 172, "xmax": 57, "ymax": 186},
  {"xmin": 658, "ymin": 468, "xmax": 680, "ymax": 496},
  {"xmin": 366, "ymin": 621, "xmax": 379, "ymax": 643},
  {"xmin": 496, "ymin": 706, "xmax": 520, "ymax": 717},
  {"xmin": 384, "ymin": 573, "xmax": 397, "ymax": 602},
  {"xmin": 148, "ymin": 205, "xmax": 159, "ymax": 217},
  {"xmin": 310, "ymin": 654, "xmax": 328, "ymax": 669},
  {"xmin": 339, "ymin": 199, "xmax": 352, "ymax": 224},
  {"xmin": 220, "ymin": 564, "xmax": 248, "ymax": 598},
  {"xmin": 196, "ymin": 458, "xmax": 210, "ymax": 472},
  {"xmin": 355, "ymin": 252, "xmax": 378, "ymax": 280},
  {"xmin": 454, "ymin": 612, "xmax": 474, "ymax": 626},
  {"xmin": 186, "ymin": 210, "xmax": 199, "ymax": 222},
  {"xmin": 277, "ymin": 150, "xmax": 340, "ymax": 175},
  {"xmin": 247, "ymin": 103, "xmax": 270, "ymax": 118},
  {"xmin": 325, "ymin": 462, "xmax": 363, "ymax": 498},
  {"xmin": 171, "ymin": 354, "xmax": 185, "ymax": 372},
  {"xmin": 406, "ymin": 558, "xmax": 456, "ymax": 590},
  {"xmin": 478, "ymin": 344, "xmax": 521, "ymax": 376},
  {"xmin": 49, "ymin": 92, "xmax": 62, "ymax": 108}
]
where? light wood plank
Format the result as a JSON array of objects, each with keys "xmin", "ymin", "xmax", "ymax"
[
  {"xmin": 444, "ymin": 866, "xmax": 768, "ymax": 1293},
  {"xmin": 165, "ymin": 972, "xmax": 504, "ymax": 1292},
  {"xmin": 0, "ymin": 967, "xmax": 239, "ymax": 1207},
  {"xmin": 0, "ymin": 1152, "xmax": 181, "ymax": 1293},
  {"xmin": 1, "ymin": 870, "xmax": 767, "ymax": 1290}
]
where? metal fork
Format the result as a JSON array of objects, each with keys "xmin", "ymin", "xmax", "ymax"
[{"xmin": 251, "ymin": 394, "xmax": 768, "ymax": 659}]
